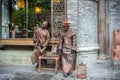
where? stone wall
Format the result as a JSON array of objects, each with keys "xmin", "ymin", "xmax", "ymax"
[
  {"xmin": 67, "ymin": 0, "xmax": 78, "ymax": 30},
  {"xmin": 67, "ymin": 0, "xmax": 99, "ymax": 66},
  {"xmin": 78, "ymin": 0, "xmax": 98, "ymax": 51},
  {"xmin": 66, "ymin": 0, "xmax": 120, "ymax": 65},
  {"xmin": 67, "ymin": 0, "xmax": 99, "ymax": 52},
  {"xmin": 109, "ymin": 0, "xmax": 120, "ymax": 50},
  {"xmin": 0, "ymin": 50, "xmax": 32, "ymax": 65}
]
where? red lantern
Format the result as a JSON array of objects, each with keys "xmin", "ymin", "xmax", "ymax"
[
  {"xmin": 18, "ymin": 0, "xmax": 25, "ymax": 9},
  {"xmin": 77, "ymin": 62, "xmax": 87, "ymax": 79}
]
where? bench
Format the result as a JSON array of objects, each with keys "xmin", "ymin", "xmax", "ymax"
[{"xmin": 0, "ymin": 38, "xmax": 60, "ymax": 47}]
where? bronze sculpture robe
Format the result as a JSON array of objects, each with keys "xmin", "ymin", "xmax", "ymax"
[
  {"xmin": 31, "ymin": 28, "xmax": 50, "ymax": 64},
  {"xmin": 59, "ymin": 28, "xmax": 77, "ymax": 74}
]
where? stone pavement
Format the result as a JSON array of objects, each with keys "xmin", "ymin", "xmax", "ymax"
[
  {"xmin": 0, "ymin": 50, "xmax": 120, "ymax": 80},
  {"xmin": 0, "ymin": 60, "xmax": 120, "ymax": 80}
]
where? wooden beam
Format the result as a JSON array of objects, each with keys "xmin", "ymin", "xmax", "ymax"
[
  {"xmin": 98, "ymin": 0, "xmax": 108, "ymax": 60},
  {"xmin": 98, "ymin": 0, "xmax": 105, "ymax": 53},
  {"xmin": 105, "ymin": 0, "xmax": 110, "ymax": 56}
]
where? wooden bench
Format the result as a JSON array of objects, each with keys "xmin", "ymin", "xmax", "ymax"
[{"xmin": 0, "ymin": 38, "xmax": 60, "ymax": 47}]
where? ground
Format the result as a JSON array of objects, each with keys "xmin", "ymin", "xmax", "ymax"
[{"xmin": 0, "ymin": 50, "xmax": 120, "ymax": 80}]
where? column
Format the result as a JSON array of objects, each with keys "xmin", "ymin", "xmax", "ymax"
[
  {"xmin": 77, "ymin": 0, "xmax": 99, "ymax": 66},
  {"xmin": 67, "ymin": 0, "xmax": 99, "ymax": 66},
  {"xmin": 98, "ymin": 0, "xmax": 108, "ymax": 60},
  {"xmin": 2, "ymin": 0, "xmax": 9, "ymax": 38},
  {"xmin": 77, "ymin": 0, "xmax": 99, "ymax": 52}
]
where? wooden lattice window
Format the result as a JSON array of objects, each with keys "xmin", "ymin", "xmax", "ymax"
[{"xmin": 51, "ymin": 0, "xmax": 67, "ymax": 37}]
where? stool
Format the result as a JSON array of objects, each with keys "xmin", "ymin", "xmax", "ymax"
[
  {"xmin": 38, "ymin": 56, "xmax": 59, "ymax": 74},
  {"xmin": 37, "ymin": 42, "xmax": 60, "ymax": 74}
]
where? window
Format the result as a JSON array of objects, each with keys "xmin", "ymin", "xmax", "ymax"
[
  {"xmin": 2, "ymin": 0, "xmax": 51, "ymax": 38},
  {"xmin": 1, "ymin": 0, "xmax": 66, "ymax": 39}
]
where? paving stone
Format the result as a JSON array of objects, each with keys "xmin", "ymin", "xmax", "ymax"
[
  {"xmin": 12, "ymin": 73, "xmax": 53, "ymax": 80},
  {"xmin": 0, "ymin": 74, "xmax": 14, "ymax": 80}
]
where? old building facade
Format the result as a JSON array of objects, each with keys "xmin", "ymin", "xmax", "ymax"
[{"xmin": 0, "ymin": 0, "xmax": 120, "ymax": 65}]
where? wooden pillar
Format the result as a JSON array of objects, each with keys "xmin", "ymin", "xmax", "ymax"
[
  {"xmin": 105, "ymin": 0, "xmax": 109, "ymax": 57},
  {"xmin": 98, "ymin": 0, "xmax": 108, "ymax": 60},
  {"xmin": 0, "ymin": 0, "xmax": 2, "ymax": 38}
]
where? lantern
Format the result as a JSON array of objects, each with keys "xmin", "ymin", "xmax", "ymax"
[
  {"xmin": 77, "ymin": 62, "xmax": 87, "ymax": 79},
  {"xmin": 35, "ymin": 1, "xmax": 42, "ymax": 14},
  {"xmin": 18, "ymin": 0, "xmax": 25, "ymax": 9},
  {"xmin": 53, "ymin": 0, "xmax": 60, "ymax": 3},
  {"xmin": 35, "ymin": 6, "xmax": 42, "ymax": 14}
]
